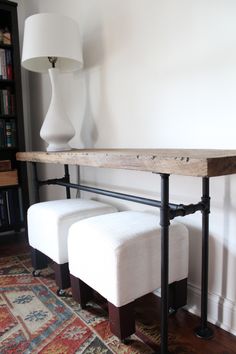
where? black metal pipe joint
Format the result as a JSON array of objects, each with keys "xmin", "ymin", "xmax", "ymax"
[
  {"xmin": 170, "ymin": 202, "xmax": 204, "ymax": 219},
  {"xmin": 38, "ymin": 177, "xmax": 68, "ymax": 187}
]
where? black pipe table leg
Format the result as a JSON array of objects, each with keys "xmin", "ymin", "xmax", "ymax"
[
  {"xmin": 195, "ymin": 177, "xmax": 214, "ymax": 339},
  {"xmin": 154, "ymin": 174, "xmax": 171, "ymax": 354},
  {"xmin": 32, "ymin": 162, "xmax": 40, "ymax": 203},
  {"xmin": 64, "ymin": 165, "xmax": 71, "ymax": 199}
]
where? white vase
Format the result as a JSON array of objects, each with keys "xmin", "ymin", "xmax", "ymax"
[{"xmin": 40, "ymin": 68, "xmax": 75, "ymax": 151}]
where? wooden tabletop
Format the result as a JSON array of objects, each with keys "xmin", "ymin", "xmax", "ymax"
[{"xmin": 16, "ymin": 149, "xmax": 236, "ymax": 177}]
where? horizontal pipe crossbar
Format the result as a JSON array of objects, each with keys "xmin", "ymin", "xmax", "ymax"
[
  {"xmin": 38, "ymin": 178, "xmax": 205, "ymax": 217},
  {"xmin": 43, "ymin": 178, "xmax": 164, "ymax": 208}
]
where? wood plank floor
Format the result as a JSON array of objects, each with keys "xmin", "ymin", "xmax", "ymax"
[
  {"xmin": 1, "ymin": 233, "xmax": 236, "ymax": 354},
  {"xmin": 135, "ymin": 294, "xmax": 236, "ymax": 354}
]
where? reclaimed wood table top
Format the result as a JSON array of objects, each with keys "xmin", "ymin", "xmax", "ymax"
[{"xmin": 16, "ymin": 149, "xmax": 236, "ymax": 177}]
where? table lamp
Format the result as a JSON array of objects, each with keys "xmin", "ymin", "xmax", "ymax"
[{"xmin": 21, "ymin": 13, "xmax": 83, "ymax": 151}]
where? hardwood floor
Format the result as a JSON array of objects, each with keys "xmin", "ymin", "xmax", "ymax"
[
  {"xmin": 1, "ymin": 233, "xmax": 236, "ymax": 354},
  {"xmin": 0, "ymin": 231, "xmax": 30, "ymax": 256},
  {"xmin": 135, "ymin": 294, "xmax": 236, "ymax": 354}
]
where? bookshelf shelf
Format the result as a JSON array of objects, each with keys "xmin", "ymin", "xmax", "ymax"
[
  {"xmin": 0, "ymin": 0, "xmax": 29, "ymax": 237},
  {"xmin": 0, "ymin": 114, "xmax": 15, "ymax": 118},
  {"xmin": 0, "ymin": 44, "xmax": 12, "ymax": 49},
  {"xmin": 0, "ymin": 79, "xmax": 14, "ymax": 84},
  {"xmin": 0, "ymin": 148, "xmax": 17, "ymax": 152}
]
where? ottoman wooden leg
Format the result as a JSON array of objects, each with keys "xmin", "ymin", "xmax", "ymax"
[
  {"xmin": 31, "ymin": 247, "xmax": 48, "ymax": 271},
  {"xmin": 53, "ymin": 262, "xmax": 70, "ymax": 290},
  {"xmin": 108, "ymin": 301, "xmax": 135, "ymax": 340},
  {"xmin": 169, "ymin": 278, "xmax": 187, "ymax": 311},
  {"xmin": 70, "ymin": 274, "xmax": 93, "ymax": 308}
]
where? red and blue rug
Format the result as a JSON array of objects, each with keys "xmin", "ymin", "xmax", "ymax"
[
  {"xmin": 0, "ymin": 253, "xmax": 197, "ymax": 353},
  {"xmin": 0, "ymin": 253, "xmax": 156, "ymax": 353}
]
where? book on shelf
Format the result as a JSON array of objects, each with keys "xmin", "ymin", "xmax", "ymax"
[
  {"xmin": 0, "ymin": 48, "xmax": 12, "ymax": 80},
  {"xmin": 0, "ymin": 48, "xmax": 6, "ymax": 80},
  {"xmin": 0, "ymin": 119, "xmax": 17, "ymax": 148},
  {"xmin": 5, "ymin": 120, "xmax": 12, "ymax": 147},
  {"xmin": 5, "ymin": 49, "xmax": 12, "ymax": 80},
  {"xmin": 0, "ymin": 119, "xmax": 4, "ymax": 147},
  {"xmin": 0, "ymin": 88, "xmax": 15, "ymax": 115}
]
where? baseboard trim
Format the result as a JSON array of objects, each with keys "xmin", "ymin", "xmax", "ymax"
[{"xmin": 154, "ymin": 283, "xmax": 236, "ymax": 336}]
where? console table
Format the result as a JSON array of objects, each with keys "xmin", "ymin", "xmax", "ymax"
[{"xmin": 16, "ymin": 149, "xmax": 236, "ymax": 354}]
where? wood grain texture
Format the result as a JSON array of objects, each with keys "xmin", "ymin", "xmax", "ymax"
[{"xmin": 16, "ymin": 149, "xmax": 236, "ymax": 177}]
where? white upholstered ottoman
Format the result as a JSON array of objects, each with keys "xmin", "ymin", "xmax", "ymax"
[
  {"xmin": 27, "ymin": 198, "xmax": 117, "ymax": 294},
  {"xmin": 68, "ymin": 211, "xmax": 189, "ymax": 339}
]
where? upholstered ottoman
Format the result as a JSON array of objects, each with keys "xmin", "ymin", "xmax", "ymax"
[
  {"xmin": 68, "ymin": 211, "xmax": 189, "ymax": 339},
  {"xmin": 27, "ymin": 198, "xmax": 117, "ymax": 295}
]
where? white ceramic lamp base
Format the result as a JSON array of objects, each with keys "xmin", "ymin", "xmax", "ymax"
[{"xmin": 40, "ymin": 68, "xmax": 75, "ymax": 152}]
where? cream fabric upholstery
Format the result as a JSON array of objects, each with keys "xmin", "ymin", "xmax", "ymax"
[
  {"xmin": 68, "ymin": 211, "xmax": 189, "ymax": 307},
  {"xmin": 28, "ymin": 199, "xmax": 117, "ymax": 264}
]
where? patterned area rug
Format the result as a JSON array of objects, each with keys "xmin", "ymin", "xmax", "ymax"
[
  {"xmin": 0, "ymin": 253, "xmax": 196, "ymax": 354},
  {"xmin": 0, "ymin": 253, "xmax": 154, "ymax": 353}
]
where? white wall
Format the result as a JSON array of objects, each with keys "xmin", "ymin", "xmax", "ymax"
[{"xmin": 19, "ymin": 0, "xmax": 236, "ymax": 334}]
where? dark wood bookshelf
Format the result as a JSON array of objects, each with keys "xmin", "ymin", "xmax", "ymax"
[
  {"xmin": 0, "ymin": 43, "xmax": 12, "ymax": 49},
  {"xmin": 0, "ymin": 114, "xmax": 15, "ymax": 118},
  {"xmin": 0, "ymin": 0, "xmax": 29, "ymax": 236},
  {"xmin": 0, "ymin": 79, "xmax": 14, "ymax": 84}
]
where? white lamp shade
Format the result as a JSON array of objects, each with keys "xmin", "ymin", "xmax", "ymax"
[{"xmin": 21, "ymin": 13, "xmax": 83, "ymax": 73}]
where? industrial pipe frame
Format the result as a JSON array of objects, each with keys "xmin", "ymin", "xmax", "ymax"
[{"xmin": 31, "ymin": 162, "xmax": 213, "ymax": 354}]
